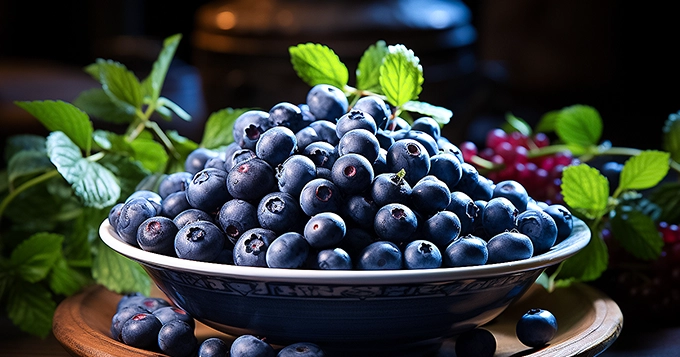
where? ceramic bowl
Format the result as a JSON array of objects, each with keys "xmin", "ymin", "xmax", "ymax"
[{"xmin": 99, "ymin": 217, "xmax": 590, "ymax": 356}]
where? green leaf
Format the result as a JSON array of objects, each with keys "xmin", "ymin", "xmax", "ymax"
[
  {"xmin": 555, "ymin": 105, "xmax": 603, "ymax": 147},
  {"xmin": 557, "ymin": 231, "xmax": 609, "ymax": 282},
  {"xmin": 46, "ymin": 131, "xmax": 121, "ymax": 208},
  {"xmin": 141, "ymin": 33, "xmax": 182, "ymax": 101},
  {"xmin": 157, "ymin": 96, "xmax": 192, "ymax": 121},
  {"xmin": 379, "ymin": 44, "xmax": 424, "ymax": 108},
  {"xmin": 50, "ymin": 257, "xmax": 90, "ymax": 296},
  {"xmin": 7, "ymin": 281, "xmax": 56, "ymax": 338},
  {"xmin": 166, "ymin": 130, "xmax": 199, "ymax": 158},
  {"xmin": 4, "ymin": 134, "xmax": 46, "ymax": 162},
  {"xmin": 129, "ymin": 137, "xmax": 169, "ymax": 173},
  {"xmin": 662, "ymin": 111, "xmax": 680, "ymax": 162},
  {"xmin": 289, "ymin": 43, "xmax": 349, "ymax": 89},
  {"xmin": 618, "ymin": 150, "xmax": 670, "ymax": 192},
  {"xmin": 15, "ymin": 100, "xmax": 93, "ymax": 152},
  {"xmin": 93, "ymin": 241, "xmax": 151, "ymax": 295},
  {"xmin": 561, "ymin": 164, "xmax": 609, "ymax": 219},
  {"xmin": 535, "ymin": 109, "xmax": 560, "ymax": 134},
  {"xmin": 356, "ymin": 40, "xmax": 389, "ymax": 93},
  {"xmin": 98, "ymin": 154, "xmax": 150, "ymax": 199},
  {"xmin": 8, "ymin": 150, "xmax": 53, "ymax": 186},
  {"xmin": 401, "ymin": 101, "xmax": 452, "ymax": 126},
  {"xmin": 201, "ymin": 107, "xmax": 249, "ymax": 149},
  {"xmin": 73, "ymin": 88, "xmax": 136, "ymax": 124},
  {"xmin": 94, "ymin": 59, "xmax": 143, "ymax": 114},
  {"xmin": 10, "ymin": 233, "xmax": 63, "ymax": 283},
  {"xmin": 610, "ymin": 207, "xmax": 664, "ymax": 260},
  {"xmin": 649, "ymin": 182, "xmax": 680, "ymax": 222},
  {"xmin": 503, "ymin": 112, "xmax": 532, "ymax": 136},
  {"xmin": 92, "ymin": 130, "xmax": 133, "ymax": 154}
]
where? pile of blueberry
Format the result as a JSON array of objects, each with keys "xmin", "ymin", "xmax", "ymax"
[
  {"xmin": 111, "ymin": 292, "xmax": 325, "ymax": 357},
  {"xmin": 110, "ymin": 82, "xmax": 574, "ymax": 270}
]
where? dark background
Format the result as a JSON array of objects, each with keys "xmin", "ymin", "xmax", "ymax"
[{"xmin": 1, "ymin": 0, "xmax": 679, "ymax": 153}]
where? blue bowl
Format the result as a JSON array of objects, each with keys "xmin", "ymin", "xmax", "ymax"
[{"xmin": 99, "ymin": 217, "xmax": 589, "ymax": 356}]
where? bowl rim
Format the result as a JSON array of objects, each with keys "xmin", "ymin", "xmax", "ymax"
[{"xmin": 99, "ymin": 217, "xmax": 590, "ymax": 285}]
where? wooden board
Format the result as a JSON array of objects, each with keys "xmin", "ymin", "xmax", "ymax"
[{"xmin": 51, "ymin": 282, "xmax": 622, "ymax": 357}]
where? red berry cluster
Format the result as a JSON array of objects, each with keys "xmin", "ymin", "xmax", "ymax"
[{"xmin": 460, "ymin": 128, "xmax": 576, "ymax": 204}]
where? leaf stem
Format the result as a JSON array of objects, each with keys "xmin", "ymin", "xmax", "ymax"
[
  {"xmin": 146, "ymin": 121, "xmax": 181, "ymax": 161},
  {"xmin": 0, "ymin": 169, "xmax": 61, "ymax": 223}
]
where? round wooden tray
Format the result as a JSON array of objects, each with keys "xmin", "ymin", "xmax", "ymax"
[{"xmin": 53, "ymin": 282, "xmax": 622, "ymax": 357}]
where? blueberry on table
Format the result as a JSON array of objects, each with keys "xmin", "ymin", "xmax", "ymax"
[
  {"xmin": 136, "ymin": 216, "xmax": 178, "ymax": 256},
  {"xmin": 198, "ymin": 337, "xmax": 230, "ymax": 357},
  {"xmin": 229, "ymin": 334, "xmax": 276, "ymax": 357},
  {"xmin": 516, "ymin": 308, "xmax": 558, "ymax": 347},
  {"xmin": 330, "ymin": 153, "xmax": 375, "ymax": 195},
  {"xmin": 174, "ymin": 221, "xmax": 226, "ymax": 262},
  {"xmin": 306, "ymin": 84, "xmax": 348, "ymax": 122},
  {"xmin": 304, "ymin": 212, "xmax": 347, "ymax": 249},
  {"xmin": 233, "ymin": 228, "xmax": 277, "ymax": 267},
  {"xmin": 266, "ymin": 232, "xmax": 310, "ymax": 269},
  {"xmin": 404, "ymin": 240, "xmax": 442, "ymax": 269},
  {"xmin": 516, "ymin": 209, "xmax": 558, "ymax": 255},
  {"xmin": 158, "ymin": 320, "xmax": 198, "ymax": 357},
  {"xmin": 455, "ymin": 328, "xmax": 496, "ymax": 357},
  {"xmin": 356, "ymin": 241, "xmax": 403, "ymax": 270},
  {"xmin": 120, "ymin": 312, "xmax": 163, "ymax": 350},
  {"xmin": 444, "ymin": 235, "xmax": 488, "ymax": 267},
  {"xmin": 486, "ymin": 231, "xmax": 534, "ymax": 264},
  {"xmin": 115, "ymin": 292, "xmax": 145, "ymax": 311},
  {"xmin": 317, "ymin": 248, "xmax": 353, "ymax": 270},
  {"xmin": 111, "ymin": 305, "xmax": 148, "ymax": 341},
  {"xmin": 277, "ymin": 342, "xmax": 326, "ymax": 357},
  {"xmin": 373, "ymin": 203, "xmax": 418, "ymax": 243},
  {"xmin": 152, "ymin": 306, "xmax": 195, "ymax": 329}
]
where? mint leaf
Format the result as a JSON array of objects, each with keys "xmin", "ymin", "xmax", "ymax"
[
  {"xmin": 558, "ymin": 231, "xmax": 608, "ymax": 281},
  {"xmin": 92, "ymin": 129, "xmax": 133, "ymax": 154},
  {"xmin": 4, "ymin": 134, "xmax": 46, "ymax": 162},
  {"xmin": 663, "ymin": 111, "xmax": 680, "ymax": 162},
  {"xmin": 503, "ymin": 112, "xmax": 532, "ymax": 136},
  {"xmin": 610, "ymin": 207, "xmax": 664, "ymax": 260},
  {"xmin": 166, "ymin": 130, "xmax": 199, "ymax": 158},
  {"xmin": 10, "ymin": 233, "xmax": 63, "ymax": 283},
  {"xmin": 379, "ymin": 44, "xmax": 424, "ymax": 107},
  {"xmin": 401, "ymin": 101, "xmax": 452, "ymax": 126},
  {"xmin": 93, "ymin": 59, "xmax": 143, "ymax": 115},
  {"xmin": 534, "ymin": 109, "xmax": 560, "ymax": 134},
  {"xmin": 157, "ymin": 96, "xmax": 191, "ymax": 121},
  {"xmin": 289, "ymin": 43, "xmax": 349, "ymax": 89},
  {"xmin": 201, "ymin": 107, "xmax": 249, "ymax": 149},
  {"xmin": 555, "ymin": 105, "xmax": 603, "ymax": 147},
  {"xmin": 141, "ymin": 33, "xmax": 181, "ymax": 102},
  {"xmin": 46, "ymin": 131, "xmax": 121, "ymax": 208},
  {"xmin": 15, "ymin": 100, "xmax": 93, "ymax": 152},
  {"xmin": 561, "ymin": 164, "xmax": 609, "ymax": 219},
  {"xmin": 7, "ymin": 281, "xmax": 56, "ymax": 338},
  {"xmin": 74, "ymin": 88, "xmax": 136, "ymax": 124},
  {"xmin": 98, "ymin": 154, "xmax": 150, "ymax": 199},
  {"xmin": 618, "ymin": 150, "xmax": 670, "ymax": 192},
  {"xmin": 50, "ymin": 257, "xmax": 90, "ymax": 296},
  {"xmin": 93, "ymin": 242, "xmax": 151, "ymax": 295},
  {"xmin": 8, "ymin": 150, "xmax": 53, "ymax": 186},
  {"xmin": 356, "ymin": 40, "xmax": 389, "ymax": 93},
  {"xmin": 129, "ymin": 137, "xmax": 169, "ymax": 173},
  {"xmin": 649, "ymin": 182, "xmax": 680, "ymax": 222}
]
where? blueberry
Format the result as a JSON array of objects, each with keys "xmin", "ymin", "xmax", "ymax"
[
  {"xmin": 309, "ymin": 120, "xmax": 340, "ymax": 146},
  {"xmin": 373, "ymin": 203, "xmax": 418, "ymax": 243},
  {"xmin": 493, "ymin": 180, "xmax": 529, "ymax": 212},
  {"xmin": 233, "ymin": 228, "xmax": 277, "ymax": 267},
  {"xmin": 411, "ymin": 175, "xmax": 451, "ymax": 214},
  {"xmin": 137, "ymin": 216, "xmax": 178, "ymax": 256},
  {"xmin": 516, "ymin": 308, "xmax": 558, "ymax": 347},
  {"xmin": 404, "ymin": 240, "xmax": 442, "ymax": 269},
  {"xmin": 370, "ymin": 171, "xmax": 412, "ymax": 207},
  {"xmin": 516, "ymin": 209, "xmax": 558, "ymax": 255},
  {"xmin": 342, "ymin": 193, "xmax": 379, "ymax": 230},
  {"xmin": 126, "ymin": 190, "xmax": 163, "ymax": 214},
  {"xmin": 444, "ymin": 235, "xmax": 488, "ymax": 267},
  {"xmin": 158, "ymin": 171, "xmax": 193, "ymax": 199},
  {"xmin": 117, "ymin": 197, "xmax": 157, "ymax": 246},
  {"xmin": 336, "ymin": 128, "xmax": 380, "ymax": 163},
  {"xmin": 453, "ymin": 162, "xmax": 481, "ymax": 196},
  {"xmin": 268, "ymin": 102, "xmax": 305, "ymax": 132},
  {"xmin": 230, "ymin": 148, "xmax": 258, "ymax": 168},
  {"xmin": 108, "ymin": 202, "xmax": 124, "ymax": 230},
  {"xmin": 446, "ymin": 191, "xmax": 479, "ymax": 236},
  {"xmin": 158, "ymin": 320, "xmax": 198, "ymax": 357},
  {"xmin": 160, "ymin": 191, "xmax": 192, "ymax": 218},
  {"xmin": 227, "ymin": 158, "xmax": 276, "ymax": 202},
  {"xmin": 222, "ymin": 142, "xmax": 243, "ymax": 170},
  {"xmin": 229, "ymin": 334, "xmax": 276, "ymax": 357},
  {"xmin": 303, "ymin": 141, "xmax": 337, "ymax": 169},
  {"xmin": 185, "ymin": 148, "xmax": 220, "ymax": 175},
  {"xmin": 470, "ymin": 175, "xmax": 495, "ymax": 201},
  {"xmin": 111, "ymin": 305, "xmax": 148, "ymax": 341},
  {"xmin": 543, "ymin": 204, "xmax": 574, "ymax": 243},
  {"xmin": 115, "ymin": 292, "xmax": 146, "ymax": 311},
  {"xmin": 304, "ymin": 212, "xmax": 346, "ymax": 249},
  {"xmin": 386, "ymin": 138, "xmax": 431, "ymax": 186},
  {"xmin": 471, "ymin": 200, "xmax": 489, "ymax": 240},
  {"xmin": 266, "ymin": 232, "xmax": 310, "ymax": 269},
  {"xmin": 299, "ymin": 178, "xmax": 343, "ymax": 216},
  {"xmin": 482, "ymin": 197, "xmax": 519, "ymax": 237},
  {"xmin": 152, "ymin": 306, "xmax": 195, "ymax": 328},
  {"xmin": 436, "ymin": 137, "xmax": 464, "ymax": 162},
  {"xmin": 317, "ymin": 248, "xmax": 353, "ymax": 270},
  {"xmin": 232, "ymin": 110, "xmax": 270, "ymax": 150},
  {"xmin": 486, "ymin": 231, "xmax": 534, "ymax": 264},
  {"xmin": 120, "ymin": 312, "xmax": 163, "ymax": 349},
  {"xmin": 352, "ymin": 95, "xmax": 391, "ymax": 129},
  {"xmin": 186, "ymin": 168, "xmax": 232, "ymax": 214},
  {"xmin": 276, "ymin": 154, "xmax": 317, "ymax": 199},
  {"xmin": 315, "ymin": 166, "xmax": 332, "ymax": 180},
  {"xmin": 306, "ymin": 84, "xmax": 348, "ymax": 122},
  {"xmin": 217, "ymin": 199, "xmax": 259, "ymax": 244},
  {"xmin": 375, "ymin": 129, "xmax": 396, "ymax": 151},
  {"xmin": 257, "ymin": 192, "xmax": 303, "ymax": 234},
  {"xmin": 356, "ymin": 241, "xmax": 403, "ymax": 270},
  {"xmin": 398, "ymin": 129, "xmax": 439, "ymax": 157},
  {"xmin": 199, "ymin": 337, "xmax": 230, "ymax": 357},
  {"xmin": 330, "ymin": 153, "xmax": 375, "ymax": 195},
  {"xmin": 410, "ymin": 116, "xmax": 440, "ymax": 141},
  {"xmin": 601, "ymin": 161, "xmax": 623, "ymax": 194},
  {"xmin": 385, "ymin": 116, "xmax": 411, "ymax": 131},
  {"xmin": 336, "ymin": 109, "xmax": 377, "ymax": 138},
  {"xmin": 204, "ymin": 156, "xmax": 228, "ymax": 171},
  {"xmin": 428, "ymin": 152, "xmax": 462, "ymax": 190},
  {"xmin": 372, "ymin": 148, "xmax": 389, "ymax": 175},
  {"xmin": 174, "ymin": 221, "xmax": 226, "ymax": 262},
  {"xmin": 422, "ymin": 210, "xmax": 462, "ymax": 249},
  {"xmin": 295, "ymin": 126, "xmax": 321, "ymax": 152},
  {"xmin": 255, "ymin": 125, "xmax": 298, "ymax": 167},
  {"xmin": 337, "ymin": 228, "xmax": 377, "ymax": 258},
  {"xmin": 135, "ymin": 296, "xmax": 172, "ymax": 312},
  {"xmin": 277, "ymin": 342, "xmax": 326, "ymax": 357},
  {"xmin": 173, "ymin": 208, "xmax": 214, "ymax": 230},
  {"xmin": 455, "ymin": 328, "xmax": 496, "ymax": 357}
]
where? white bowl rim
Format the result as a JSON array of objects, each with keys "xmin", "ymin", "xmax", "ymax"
[{"xmin": 99, "ymin": 217, "xmax": 590, "ymax": 285}]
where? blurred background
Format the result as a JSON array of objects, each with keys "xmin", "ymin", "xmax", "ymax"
[{"xmin": 1, "ymin": 0, "xmax": 679, "ymax": 153}]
